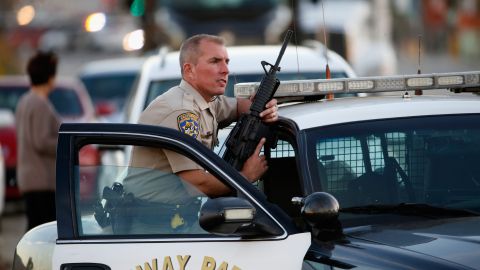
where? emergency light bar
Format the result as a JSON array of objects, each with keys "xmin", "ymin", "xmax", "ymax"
[{"xmin": 234, "ymin": 71, "xmax": 480, "ymax": 98}]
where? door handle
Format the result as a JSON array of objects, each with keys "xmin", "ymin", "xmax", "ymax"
[{"xmin": 60, "ymin": 263, "xmax": 111, "ymax": 270}]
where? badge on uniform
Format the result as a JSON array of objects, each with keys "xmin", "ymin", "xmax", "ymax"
[{"xmin": 177, "ymin": 112, "xmax": 200, "ymax": 139}]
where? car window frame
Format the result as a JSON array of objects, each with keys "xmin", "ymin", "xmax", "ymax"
[{"xmin": 57, "ymin": 123, "xmax": 295, "ymax": 241}]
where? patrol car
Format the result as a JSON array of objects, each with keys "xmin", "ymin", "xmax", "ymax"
[{"xmin": 13, "ymin": 71, "xmax": 480, "ymax": 270}]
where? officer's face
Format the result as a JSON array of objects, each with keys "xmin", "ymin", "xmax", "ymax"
[{"xmin": 185, "ymin": 40, "xmax": 230, "ymax": 101}]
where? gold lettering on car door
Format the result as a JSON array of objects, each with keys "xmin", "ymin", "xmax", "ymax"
[
  {"xmin": 177, "ymin": 255, "xmax": 191, "ymax": 270},
  {"xmin": 136, "ymin": 258, "xmax": 158, "ymax": 270},
  {"xmin": 162, "ymin": 256, "xmax": 174, "ymax": 270},
  {"xmin": 136, "ymin": 255, "xmax": 241, "ymax": 270},
  {"xmin": 201, "ymin": 256, "xmax": 216, "ymax": 270}
]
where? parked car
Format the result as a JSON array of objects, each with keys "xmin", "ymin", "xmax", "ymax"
[
  {"xmin": 124, "ymin": 43, "xmax": 356, "ymax": 125},
  {"xmin": 13, "ymin": 70, "xmax": 480, "ymax": 269},
  {"xmin": 0, "ymin": 111, "xmax": 9, "ymax": 216},
  {"xmin": 0, "ymin": 76, "xmax": 97, "ymax": 201},
  {"xmin": 79, "ymin": 56, "xmax": 146, "ymax": 123},
  {"xmin": 0, "ymin": 109, "xmax": 18, "ymax": 201}
]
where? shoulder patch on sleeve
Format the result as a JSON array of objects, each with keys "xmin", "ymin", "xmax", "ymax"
[{"xmin": 177, "ymin": 112, "xmax": 200, "ymax": 138}]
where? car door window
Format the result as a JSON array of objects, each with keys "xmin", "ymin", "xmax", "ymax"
[{"xmin": 76, "ymin": 143, "xmax": 211, "ymax": 236}]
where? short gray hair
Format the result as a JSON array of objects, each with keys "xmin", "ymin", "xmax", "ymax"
[{"xmin": 179, "ymin": 34, "xmax": 225, "ymax": 76}]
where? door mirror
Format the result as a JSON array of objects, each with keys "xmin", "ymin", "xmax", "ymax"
[
  {"xmin": 199, "ymin": 197, "xmax": 256, "ymax": 236},
  {"xmin": 300, "ymin": 192, "xmax": 343, "ymax": 241},
  {"xmin": 200, "ymin": 197, "xmax": 284, "ymax": 237}
]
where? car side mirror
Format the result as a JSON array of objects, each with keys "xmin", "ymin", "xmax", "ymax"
[
  {"xmin": 297, "ymin": 192, "xmax": 343, "ymax": 241},
  {"xmin": 200, "ymin": 197, "xmax": 285, "ymax": 237},
  {"xmin": 199, "ymin": 197, "xmax": 256, "ymax": 236}
]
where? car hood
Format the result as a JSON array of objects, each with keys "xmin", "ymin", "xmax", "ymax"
[
  {"xmin": 13, "ymin": 221, "xmax": 57, "ymax": 270},
  {"xmin": 343, "ymin": 216, "xmax": 480, "ymax": 269}
]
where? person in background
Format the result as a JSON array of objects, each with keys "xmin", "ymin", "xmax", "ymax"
[{"xmin": 16, "ymin": 51, "xmax": 61, "ymax": 231}]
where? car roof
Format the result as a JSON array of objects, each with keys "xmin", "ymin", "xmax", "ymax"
[
  {"xmin": 0, "ymin": 75, "xmax": 85, "ymax": 88},
  {"xmin": 141, "ymin": 44, "xmax": 356, "ymax": 81},
  {"xmin": 0, "ymin": 75, "xmax": 30, "ymax": 86},
  {"xmin": 0, "ymin": 109, "xmax": 14, "ymax": 126},
  {"xmin": 79, "ymin": 56, "xmax": 147, "ymax": 76},
  {"xmin": 280, "ymin": 94, "xmax": 480, "ymax": 130},
  {"xmin": 0, "ymin": 75, "xmax": 95, "ymax": 122}
]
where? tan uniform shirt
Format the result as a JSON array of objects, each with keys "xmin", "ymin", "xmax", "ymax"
[{"xmin": 124, "ymin": 80, "xmax": 237, "ymax": 203}]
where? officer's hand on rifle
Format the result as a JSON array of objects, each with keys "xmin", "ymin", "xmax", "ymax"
[
  {"xmin": 259, "ymin": 98, "xmax": 279, "ymax": 123},
  {"xmin": 240, "ymin": 137, "xmax": 268, "ymax": 182},
  {"xmin": 238, "ymin": 97, "xmax": 279, "ymax": 123}
]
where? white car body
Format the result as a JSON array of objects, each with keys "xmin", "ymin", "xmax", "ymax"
[{"xmin": 281, "ymin": 95, "xmax": 480, "ymax": 130}]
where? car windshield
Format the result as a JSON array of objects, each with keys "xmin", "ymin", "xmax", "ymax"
[
  {"xmin": 144, "ymin": 71, "xmax": 348, "ymax": 109},
  {"xmin": 305, "ymin": 114, "xmax": 480, "ymax": 215},
  {"xmin": 81, "ymin": 73, "xmax": 137, "ymax": 110},
  {"xmin": 49, "ymin": 87, "xmax": 84, "ymax": 116}
]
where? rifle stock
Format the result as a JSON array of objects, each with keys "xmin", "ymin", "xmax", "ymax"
[{"xmin": 223, "ymin": 30, "xmax": 293, "ymax": 170}]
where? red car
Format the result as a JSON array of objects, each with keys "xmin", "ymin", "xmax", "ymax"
[{"xmin": 0, "ymin": 76, "xmax": 98, "ymax": 201}]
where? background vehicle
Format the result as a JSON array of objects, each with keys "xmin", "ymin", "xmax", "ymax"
[
  {"xmin": 0, "ymin": 109, "xmax": 18, "ymax": 201},
  {"xmin": 12, "ymin": 71, "xmax": 480, "ymax": 269},
  {"xmin": 154, "ymin": 0, "xmax": 291, "ymax": 47},
  {"xmin": 125, "ymin": 43, "xmax": 356, "ymax": 125},
  {"xmin": 0, "ymin": 111, "xmax": 8, "ymax": 217},
  {"xmin": 79, "ymin": 56, "xmax": 146, "ymax": 123},
  {"xmin": 0, "ymin": 76, "xmax": 97, "ymax": 201},
  {"xmin": 0, "ymin": 142, "xmax": 4, "ymax": 217},
  {"xmin": 299, "ymin": 0, "xmax": 397, "ymax": 76},
  {"xmin": 125, "ymin": 42, "xmax": 356, "ymax": 157}
]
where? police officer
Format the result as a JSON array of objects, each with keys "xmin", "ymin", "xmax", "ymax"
[{"xmin": 122, "ymin": 34, "xmax": 278, "ymax": 234}]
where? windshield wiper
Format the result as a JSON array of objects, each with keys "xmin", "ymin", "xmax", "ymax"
[{"xmin": 340, "ymin": 203, "xmax": 480, "ymax": 218}]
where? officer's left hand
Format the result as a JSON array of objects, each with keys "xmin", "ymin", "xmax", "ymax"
[{"xmin": 259, "ymin": 99, "xmax": 278, "ymax": 123}]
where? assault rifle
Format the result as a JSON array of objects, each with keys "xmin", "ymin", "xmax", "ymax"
[{"xmin": 223, "ymin": 30, "xmax": 293, "ymax": 170}]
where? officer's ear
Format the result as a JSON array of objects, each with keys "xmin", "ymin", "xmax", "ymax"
[{"xmin": 183, "ymin": 62, "xmax": 195, "ymax": 79}]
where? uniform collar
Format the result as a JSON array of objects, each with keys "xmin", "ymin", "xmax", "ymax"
[{"xmin": 179, "ymin": 80, "xmax": 210, "ymax": 110}]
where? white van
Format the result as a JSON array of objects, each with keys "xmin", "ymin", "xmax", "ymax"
[{"xmin": 125, "ymin": 43, "xmax": 356, "ymax": 124}]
